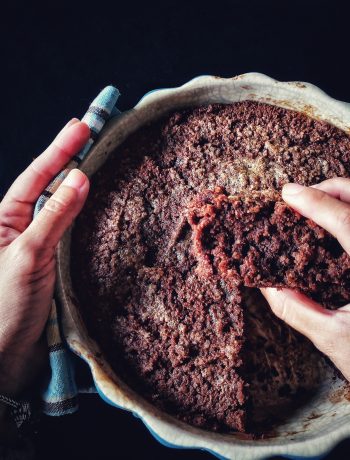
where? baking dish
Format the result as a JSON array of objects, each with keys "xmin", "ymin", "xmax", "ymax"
[{"xmin": 57, "ymin": 73, "xmax": 350, "ymax": 460}]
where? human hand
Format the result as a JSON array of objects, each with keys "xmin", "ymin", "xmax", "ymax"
[
  {"xmin": 261, "ymin": 178, "xmax": 350, "ymax": 381},
  {"xmin": 0, "ymin": 119, "xmax": 90, "ymax": 396}
]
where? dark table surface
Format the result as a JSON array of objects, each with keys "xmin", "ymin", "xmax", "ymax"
[{"xmin": 1, "ymin": 1, "xmax": 350, "ymax": 458}]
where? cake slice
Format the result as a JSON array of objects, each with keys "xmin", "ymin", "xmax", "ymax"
[{"xmin": 188, "ymin": 188, "xmax": 350, "ymax": 307}]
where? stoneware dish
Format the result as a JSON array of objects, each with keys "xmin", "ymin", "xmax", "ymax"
[{"xmin": 57, "ymin": 73, "xmax": 350, "ymax": 460}]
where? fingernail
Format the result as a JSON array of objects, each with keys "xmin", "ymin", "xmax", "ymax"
[
  {"xmin": 62, "ymin": 169, "xmax": 86, "ymax": 191},
  {"xmin": 260, "ymin": 287, "xmax": 278, "ymax": 296},
  {"xmin": 68, "ymin": 118, "xmax": 80, "ymax": 126},
  {"xmin": 282, "ymin": 183, "xmax": 305, "ymax": 196},
  {"xmin": 63, "ymin": 118, "xmax": 80, "ymax": 130}
]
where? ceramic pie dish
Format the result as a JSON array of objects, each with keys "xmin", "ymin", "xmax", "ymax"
[{"xmin": 56, "ymin": 73, "xmax": 350, "ymax": 460}]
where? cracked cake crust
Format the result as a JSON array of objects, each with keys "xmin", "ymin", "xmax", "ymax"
[{"xmin": 71, "ymin": 101, "xmax": 350, "ymax": 432}]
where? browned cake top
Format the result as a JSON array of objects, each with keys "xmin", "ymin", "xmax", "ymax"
[{"xmin": 71, "ymin": 101, "xmax": 350, "ymax": 433}]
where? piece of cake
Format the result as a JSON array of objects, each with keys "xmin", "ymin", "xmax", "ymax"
[{"xmin": 188, "ymin": 188, "xmax": 350, "ymax": 307}]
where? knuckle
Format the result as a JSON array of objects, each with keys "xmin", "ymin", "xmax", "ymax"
[
  {"xmin": 0, "ymin": 209, "xmax": 20, "ymax": 244},
  {"xmin": 309, "ymin": 188, "xmax": 328, "ymax": 205},
  {"xmin": 278, "ymin": 296, "xmax": 291, "ymax": 323},
  {"xmin": 0, "ymin": 206, "xmax": 11, "ymax": 227},
  {"xmin": 44, "ymin": 187, "xmax": 74, "ymax": 215},
  {"xmin": 0, "ymin": 226, "xmax": 14, "ymax": 242},
  {"xmin": 29, "ymin": 160, "xmax": 46, "ymax": 180},
  {"xmin": 44, "ymin": 198, "xmax": 66, "ymax": 214},
  {"xmin": 270, "ymin": 292, "xmax": 291, "ymax": 323}
]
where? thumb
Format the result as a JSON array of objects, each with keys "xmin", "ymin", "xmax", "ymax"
[
  {"xmin": 19, "ymin": 169, "xmax": 89, "ymax": 252},
  {"xmin": 260, "ymin": 287, "xmax": 336, "ymax": 353}
]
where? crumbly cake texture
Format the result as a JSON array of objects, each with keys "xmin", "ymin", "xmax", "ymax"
[
  {"xmin": 71, "ymin": 101, "xmax": 350, "ymax": 433},
  {"xmin": 188, "ymin": 189, "xmax": 350, "ymax": 307}
]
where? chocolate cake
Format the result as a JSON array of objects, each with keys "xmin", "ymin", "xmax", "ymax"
[
  {"xmin": 71, "ymin": 101, "xmax": 350, "ymax": 433},
  {"xmin": 188, "ymin": 188, "xmax": 350, "ymax": 307}
]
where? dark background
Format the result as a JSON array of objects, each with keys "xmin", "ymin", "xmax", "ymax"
[{"xmin": 1, "ymin": 1, "xmax": 350, "ymax": 458}]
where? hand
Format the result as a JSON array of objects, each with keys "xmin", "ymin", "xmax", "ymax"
[
  {"xmin": 261, "ymin": 178, "xmax": 350, "ymax": 381},
  {"xmin": 0, "ymin": 119, "xmax": 90, "ymax": 396}
]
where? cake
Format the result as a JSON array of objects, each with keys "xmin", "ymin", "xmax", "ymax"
[
  {"xmin": 188, "ymin": 188, "xmax": 350, "ymax": 308},
  {"xmin": 71, "ymin": 101, "xmax": 350, "ymax": 433}
]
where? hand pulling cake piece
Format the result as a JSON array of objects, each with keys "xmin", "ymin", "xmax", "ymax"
[{"xmin": 188, "ymin": 188, "xmax": 350, "ymax": 308}]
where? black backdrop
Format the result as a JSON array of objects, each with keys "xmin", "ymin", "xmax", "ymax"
[{"xmin": 1, "ymin": 1, "xmax": 350, "ymax": 459}]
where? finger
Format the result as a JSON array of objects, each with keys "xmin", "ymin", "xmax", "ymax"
[
  {"xmin": 3, "ymin": 120, "xmax": 90, "ymax": 206},
  {"xmin": 18, "ymin": 169, "xmax": 89, "ymax": 252},
  {"xmin": 260, "ymin": 287, "xmax": 335, "ymax": 351},
  {"xmin": 282, "ymin": 183, "xmax": 350, "ymax": 254},
  {"xmin": 262, "ymin": 287, "xmax": 350, "ymax": 380},
  {"xmin": 312, "ymin": 177, "xmax": 350, "ymax": 203}
]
